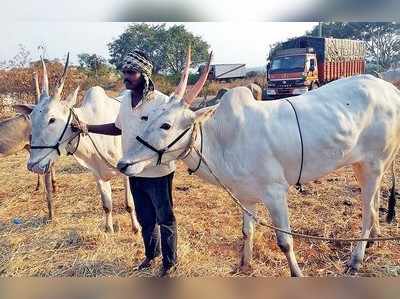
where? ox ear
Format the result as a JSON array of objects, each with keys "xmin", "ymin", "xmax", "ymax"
[
  {"xmin": 193, "ymin": 106, "xmax": 215, "ymax": 120},
  {"xmin": 13, "ymin": 104, "xmax": 35, "ymax": 115},
  {"xmin": 64, "ymin": 86, "xmax": 80, "ymax": 108}
]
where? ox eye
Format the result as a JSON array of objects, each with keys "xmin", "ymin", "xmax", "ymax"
[
  {"xmin": 141, "ymin": 116, "xmax": 148, "ymax": 121},
  {"xmin": 48, "ymin": 118, "xmax": 56, "ymax": 124},
  {"xmin": 160, "ymin": 123, "xmax": 171, "ymax": 130}
]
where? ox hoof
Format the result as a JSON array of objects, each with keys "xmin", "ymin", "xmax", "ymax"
[
  {"xmin": 239, "ymin": 263, "xmax": 253, "ymax": 274},
  {"xmin": 345, "ymin": 260, "xmax": 360, "ymax": 276},
  {"xmin": 366, "ymin": 240, "xmax": 374, "ymax": 248},
  {"xmin": 46, "ymin": 211, "xmax": 54, "ymax": 221},
  {"xmin": 131, "ymin": 218, "xmax": 140, "ymax": 235},
  {"xmin": 344, "ymin": 266, "xmax": 359, "ymax": 276},
  {"xmin": 105, "ymin": 225, "xmax": 115, "ymax": 233},
  {"xmin": 290, "ymin": 269, "xmax": 304, "ymax": 277},
  {"xmin": 230, "ymin": 263, "xmax": 253, "ymax": 275}
]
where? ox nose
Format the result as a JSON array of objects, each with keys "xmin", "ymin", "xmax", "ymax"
[{"xmin": 117, "ymin": 160, "xmax": 132, "ymax": 173}]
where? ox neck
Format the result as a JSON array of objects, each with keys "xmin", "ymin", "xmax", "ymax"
[
  {"xmin": 65, "ymin": 107, "xmax": 93, "ymax": 164},
  {"xmin": 181, "ymin": 119, "xmax": 220, "ymax": 185}
]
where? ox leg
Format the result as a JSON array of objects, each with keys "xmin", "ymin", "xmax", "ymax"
[
  {"xmin": 51, "ymin": 166, "xmax": 57, "ymax": 192},
  {"xmin": 240, "ymin": 202, "xmax": 256, "ymax": 272},
  {"xmin": 124, "ymin": 176, "xmax": 140, "ymax": 234},
  {"xmin": 353, "ymin": 164, "xmax": 381, "ymax": 249},
  {"xmin": 35, "ymin": 174, "xmax": 41, "ymax": 191},
  {"xmin": 44, "ymin": 172, "xmax": 54, "ymax": 220},
  {"xmin": 263, "ymin": 186, "xmax": 303, "ymax": 277},
  {"xmin": 96, "ymin": 179, "xmax": 114, "ymax": 233},
  {"xmin": 367, "ymin": 191, "xmax": 381, "ymax": 248},
  {"xmin": 347, "ymin": 162, "xmax": 382, "ymax": 273}
]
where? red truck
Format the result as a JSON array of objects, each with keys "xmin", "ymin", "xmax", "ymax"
[{"xmin": 265, "ymin": 36, "xmax": 366, "ymax": 99}]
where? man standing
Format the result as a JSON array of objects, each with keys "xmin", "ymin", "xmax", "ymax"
[{"xmin": 72, "ymin": 50, "xmax": 177, "ymax": 277}]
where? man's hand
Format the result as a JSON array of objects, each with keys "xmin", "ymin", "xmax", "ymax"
[
  {"xmin": 71, "ymin": 120, "xmax": 89, "ymax": 135},
  {"xmin": 70, "ymin": 122, "xmax": 121, "ymax": 136}
]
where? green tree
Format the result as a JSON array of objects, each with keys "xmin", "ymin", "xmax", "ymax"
[
  {"xmin": 77, "ymin": 53, "xmax": 117, "ymax": 87},
  {"xmin": 161, "ymin": 25, "xmax": 210, "ymax": 75},
  {"xmin": 77, "ymin": 53, "xmax": 108, "ymax": 76},
  {"xmin": 107, "ymin": 23, "xmax": 210, "ymax": 75},
  {"xmin": 309, "ymin": 22, "xmax": 400, "ymax": 70}
]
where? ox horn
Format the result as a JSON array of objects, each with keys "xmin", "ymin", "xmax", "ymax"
[
  {"xmin": 182, "ymin": 51, "xmax": 213, "ymax": 106},
  {"xmin": 53, "ymin": 52, "xmax": 70, "ymax": 100},
  {"xmin": 40, "ymin": 56, "xmax": 49, "ymax": 97},
  {"xmin": 33, "ymin": 71, "xmax": 40, "ymax": 104},
  {"xmin": 174, "ymin": 45, "xmax": 191, "ymax": 99}
]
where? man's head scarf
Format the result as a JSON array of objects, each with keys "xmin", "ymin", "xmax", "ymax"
[{"xmin": 122, "ymin": 50, "xmax": 155, "ymax": 100}]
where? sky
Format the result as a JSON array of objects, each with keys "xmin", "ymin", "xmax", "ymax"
[{"xmin": 0, "ymin": 22, "xmax": 317, "ymax": 69}]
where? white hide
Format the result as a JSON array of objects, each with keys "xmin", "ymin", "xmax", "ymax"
[{"xmin": 28, "ymin": 86, "xmax": 139, "ymax": 233}]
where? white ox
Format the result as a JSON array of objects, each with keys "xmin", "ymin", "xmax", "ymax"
[
  {"xmin": 20, "ymin": 56, "xmax": 140, "ymax": 234},
  {"xmin": 116, "ymin": 48, "xmax": 400, "ymax": 276}
]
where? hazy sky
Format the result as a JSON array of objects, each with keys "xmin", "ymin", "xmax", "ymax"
[{"xmin": 0, "ymin": 22, "xmax": 317, "ymax": 68}]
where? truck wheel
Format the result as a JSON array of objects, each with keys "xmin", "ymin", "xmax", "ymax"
[{"xmin": 310, "ymin": 82, "xmax": 318, "ymax": 90}]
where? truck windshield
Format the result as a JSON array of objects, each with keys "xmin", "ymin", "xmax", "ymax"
[{"xmin": 270, "ymin": 55, "xmax": 305, "ymax": 72}]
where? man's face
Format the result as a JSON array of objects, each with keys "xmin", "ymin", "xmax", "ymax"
[{"xmin": 123, "ymin": 69, "xmax": 142, "ymax": 90}]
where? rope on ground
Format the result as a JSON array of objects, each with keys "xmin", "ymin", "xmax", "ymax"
[{"xmin": 191, "ymin": 146, "xmax": 400, "ymax": 243}]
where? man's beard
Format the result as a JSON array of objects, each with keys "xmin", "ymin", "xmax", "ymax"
[
  {"xmin": 124, "ymin": 79, "xmax": 143, "ymax": 91},
  {"xmin": 124, "ymin": 79, "xmax": 133, "ymax": 88}
]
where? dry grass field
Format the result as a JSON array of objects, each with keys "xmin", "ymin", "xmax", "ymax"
[{"xmin": 0, "ymin": 150, "xmax": 400, "ymax": 277}]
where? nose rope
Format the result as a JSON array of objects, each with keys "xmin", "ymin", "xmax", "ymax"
[
  {"xmin": 29, "ymin": 130, "xmax": 81, "ymax": 169},
  {"xmin": 119, "ymin": 125, "xmax": 197, "ymax": 171},
  {"xmin": 135, "ymin": 127, "xmax": 192, "ymax": 166},
  {"xmin": 30, "ymin": 109, "xmax": 74, "ymax": 156},
  {"xmin": 135, "ymin": 136, "xmax": 165, "ymax": 165},
  {"xmin": 29, "ymin": 108, "xmax": 81, "ymax": 169}
]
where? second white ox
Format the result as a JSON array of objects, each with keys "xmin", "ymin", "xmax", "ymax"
[
  {"xmin": 22, "ymin": 56, "xmax": 140, "ymax": 234},
  {"xmin": 116, "ymin": 49, "xmax": 400, "ymax": 276}
]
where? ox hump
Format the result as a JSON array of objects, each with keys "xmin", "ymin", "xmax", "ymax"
[
  {"xmin": 220, "ymin": 86, "xmax": 255, "ymax": 110},
  {"xmin": 85, "ymin": 86, "xmax": 107, "ymax": 99},
  {"xmin": 82, "ymin": 86, "xmax": 108, "ymax": 105}
]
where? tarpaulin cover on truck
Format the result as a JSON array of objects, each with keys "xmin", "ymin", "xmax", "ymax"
[{"xmin": 279, "ymin": 36, "xmax": 366, "ymax": 62}]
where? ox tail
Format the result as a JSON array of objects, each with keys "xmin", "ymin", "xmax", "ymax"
[{"xmin": 387, "ymin": 162, "xmax": 397, "ymax": 223}]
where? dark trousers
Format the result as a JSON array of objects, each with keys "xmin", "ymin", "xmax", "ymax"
[{"xmin": 129, "ymin": 172, "xmax": 177, "ymax": 268}]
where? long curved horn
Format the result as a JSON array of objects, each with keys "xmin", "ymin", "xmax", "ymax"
[
  {"xmin": 53, "ymin": 52, "xmax": 70, "ymax": 100},
  {"xmin": 33, "ymin": 71, "xmax": 40, "ymax": 104},
  {"xmin": 174, "ymin": 45, "xmax": 191, "ymax": 99},
  {"xmin": 183, "ymin": 51, "xmax": 212, "ymax": 106},
  {"xmin": 40, "ymin": 56, "xmax": 49, "ymax": 97}
]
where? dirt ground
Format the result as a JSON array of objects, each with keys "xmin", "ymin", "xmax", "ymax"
[{"xmin": 0, "ymin": 152, "xmax": 399, "ymax": 277}]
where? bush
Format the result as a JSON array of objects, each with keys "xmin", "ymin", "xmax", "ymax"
[
  {"xmin": 0, "ymin": 61, "xmax": 87, "ymax": 105},
  {"xmin": 152, "ymin": 74, "xmax": 175, "ymax": 95}
]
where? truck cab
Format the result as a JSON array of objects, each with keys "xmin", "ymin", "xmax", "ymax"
[{"xmin": 266, "ymin": 47, "xmax": 318, "ymax": 99}]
